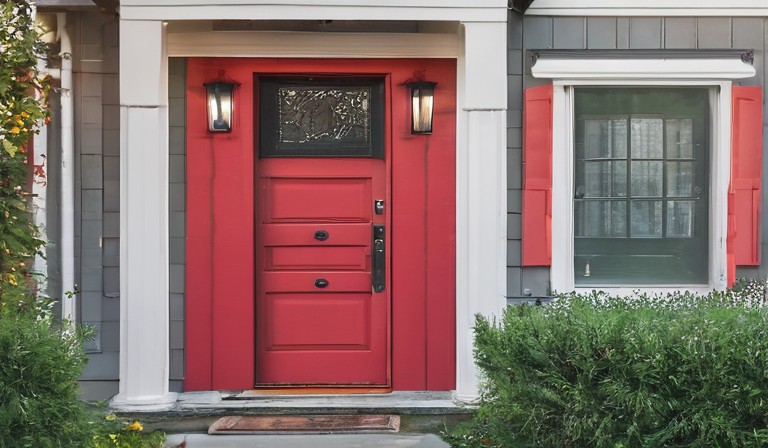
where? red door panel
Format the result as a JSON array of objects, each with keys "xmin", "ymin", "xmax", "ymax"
[{"xmin": 256, "ymin": 157, "xmax": 387, "ymax": 385}]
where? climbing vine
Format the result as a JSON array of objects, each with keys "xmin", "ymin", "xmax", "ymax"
[{"xmin": 0, "ymin": 0, "xmax": 51, "ymax": 311}]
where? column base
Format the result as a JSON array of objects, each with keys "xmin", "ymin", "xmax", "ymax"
[
  {"xmin": 453, "ymin": 390, "xmax": 480, "ymax": 405},
  {"xmin": 110, "ymin": 392, "xmax": 178, "ymax": 412}
]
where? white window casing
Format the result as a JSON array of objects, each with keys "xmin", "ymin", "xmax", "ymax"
[{"xmin": 534, "ymin": 55, "xmax": 755, "ymax": 295}]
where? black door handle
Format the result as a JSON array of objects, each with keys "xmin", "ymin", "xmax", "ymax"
[
  {"xmin": 314, "ymin": 230, "xmax": 329, "ymax": 241},
  {"xmin": 315, "ymin": 278, "xmax": 329, "ymax": 288},
  {"xmin": 372, "ymin": 225, "xmax": 385, "ymax": 293}
]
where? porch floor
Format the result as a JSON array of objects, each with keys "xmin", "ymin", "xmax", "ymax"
[{"xmin": 121, "ymin": 391, "xmax": 473, "ymax": 434}]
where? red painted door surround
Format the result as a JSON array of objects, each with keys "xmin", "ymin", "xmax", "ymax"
[{"xmin": 186, "ymin": 58, "xmax": 456, "ymax": 391}]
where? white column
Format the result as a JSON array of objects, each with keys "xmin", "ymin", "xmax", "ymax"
[
  {"xmin": 111, "ymin": 20, "xmax": 176, "ymax": 411},
  {"xmin": 455, "ymin": 21, "xmax": 508, "ymax": 402}
]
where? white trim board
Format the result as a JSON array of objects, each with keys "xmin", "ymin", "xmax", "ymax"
[
  {"xmin": 167, "ymin": 31, "xmax": 458, "ymax": 58},
  {"xmin": 526, "ymin": 0, "xmax": 768, "ymax": 16},
  {"xmin": 532, "ymin": 58, "xmax": 756, "ymax": 80}
]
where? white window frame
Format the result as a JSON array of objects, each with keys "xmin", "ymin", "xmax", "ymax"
[
  {"xmin": 551, "ymin": 80, "xmax": 732, "ymax": 295},
  {"xmin": 533, "ymin": 56, "xmax": 755, "ymax": 295}
]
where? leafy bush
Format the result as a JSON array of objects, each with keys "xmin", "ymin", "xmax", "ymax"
[
  {"xmin": 0, "ymin": 306, "xmax": 93, "ymax": 447},
  {"xmin": 446, "ymin": 288, "xmax": 768, "ymax": 448},
  {"xmin": 0, "ymin": 0, "xmax": 49, "ymax": 312}
]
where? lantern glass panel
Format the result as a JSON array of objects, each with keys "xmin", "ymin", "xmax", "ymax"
[{"xmin": 205, "ymin": 82, "xmax": 234, "ymax": 132}]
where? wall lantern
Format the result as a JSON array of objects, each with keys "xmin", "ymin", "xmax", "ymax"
[
  {"xmin": 406, "ymin": 80, "xmax": 437, "ymax": 135},
  {"xmin": 204, "ymin": 71, "xmax": 238, "ymax": 132}
]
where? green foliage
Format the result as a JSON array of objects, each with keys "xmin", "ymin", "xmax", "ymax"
[
  {"xmin": 0, "ymin": 0, "xmax": 50, "ymax": 308},
  {"xmin": 445, "ymin": 287, "xmax": 768, "ymax": 448},
  {"xmin": 0, "ymin": 307, "xmax": 93, "ymax": 447},
  {"xmin": 87, "ymin": 414, "xmax": 165, "ymax": 448}
]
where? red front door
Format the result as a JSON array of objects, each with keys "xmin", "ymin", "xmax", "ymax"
[{"xmin": 255, "ymin": 76, "xmax": 389, "ymax": 385}]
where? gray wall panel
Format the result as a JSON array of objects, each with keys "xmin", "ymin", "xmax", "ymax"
[
  {"xmin": 508, "ymin": 50, "xmax": 523, "ymax": 75},
  {"xmin": 586, "ymin": 18, "xmax": 616, "ymax": 49},
  {"xmin": 507, "ymin": 267, "xmax": 522, "ymax": 297},
  {"xmin": 629, "ymin": 18, "xmax": 662, "ymax": 49},
  {"xmin": 507, "ymin": 127, "xmax": 521, "ymax": 149},
  {"xmin": 521, "ymin": 267, "xmax": 550, "ymax": 296},
  {"xmin": 697, "ymin": 18, "xmax": 732, "ymax": 49},
  {"xmin": 102, "ymin": 212, "xmax": 119, "ymax": 238},
  {"xmin": 524, "ymin": 16, "xmax": 553, "ymax": 49},
  {"xmin": 507, "ymin": 148, "xmax": 522, "ymax": 189},
  {"xmin": 508, "ymin": 189, "xmax": 521, "ymax": 214},
  {"xmin": 553, "ymin": 17, "xmax": 585, "ymax": 49},
  {"xmin": 507, "ymin": 240, "xmax": 522, "ymax": 266},
  {"xmin": 509, "ymin": 10, "xmax": 523, "ymax": 50},
  {"xmin": 508, "ymin": 75, "xmax": 523, "ymax": 110},
  {"xmin": 103, "ymin": 238, "xmax": 119, "ymax": 267},
  {"xmin": 664, "ymin": 18, "xmax": 697, "ymax": 49},
  {"xmin": 507, "ymin": 213, "xmax": 521, "ymax": 240},
  {"xmin": 617, "ymin": 18, "xmax": 630, "ymax": 49}
]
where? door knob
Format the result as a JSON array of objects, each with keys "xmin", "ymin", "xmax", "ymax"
[
  {"xmin": 314, "ymin": 230, "xmax": 329, "ymax": 241},
  {"xmin": 314, "ymin": 278, "xmax": 329, "ymax": 288}
]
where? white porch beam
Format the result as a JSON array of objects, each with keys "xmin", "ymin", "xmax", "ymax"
[
  {"xmin": 111, "ymin": 20, "xmax": 177, "ymax": 411},
  {"xmin": 119, "ymin": 0, "xmax": 507, "ymax": 22},
  {"xmin": 455, "ymin": 21, "xmax": 507, "ymax": 402}
]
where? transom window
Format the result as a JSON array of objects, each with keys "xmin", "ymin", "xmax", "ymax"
[{"xmin": 573, "ymin": 88, "xmax": 710, "ymax": 286}]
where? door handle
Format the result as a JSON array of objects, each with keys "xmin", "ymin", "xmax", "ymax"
[{"xmin": 372, "ymin": 225, "xmax": 385, "ymax": 293}]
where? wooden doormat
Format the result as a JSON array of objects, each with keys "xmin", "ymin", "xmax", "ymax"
[{"xmin": 208, "ymin": 415, "xmax": 400, "ymax": 435}]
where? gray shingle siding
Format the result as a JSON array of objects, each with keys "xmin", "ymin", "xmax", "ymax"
[{"xmin": 168, "ymin": 58, "xmax": 187, "ymax": 386}]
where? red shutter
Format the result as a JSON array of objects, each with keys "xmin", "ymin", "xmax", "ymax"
[
  {"xmin": 728, "ymin": 85, "xmax": 763, "ymax": 286},
  {"xmin": 522, "ymin": 85, "xmax": 554, "ymax": 266}
]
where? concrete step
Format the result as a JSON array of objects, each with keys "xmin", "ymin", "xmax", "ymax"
[
  {"xmin": 164, "ymin": 433, "xmax": 450, "ymax": 447},
  {"xmin": 121, "ymin": 391, "xmax": 472, "ymax": 435}
]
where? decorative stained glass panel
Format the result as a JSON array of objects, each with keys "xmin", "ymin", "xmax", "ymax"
[
  {"xmin": 260, "ymin": 77, "xmax": 384, "ymax": 158},
  {"xmin": 277, "ymin": 87, "xmax": 370, "ymax": 145}
]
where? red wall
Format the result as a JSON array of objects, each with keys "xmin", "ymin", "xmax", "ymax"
[{"xmin": 185, "ymin": 58, "xmax": 456, "ymax": 391}]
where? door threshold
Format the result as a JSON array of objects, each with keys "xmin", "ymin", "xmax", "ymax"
[{"xmin": 230, "ymin": 387, "xmax": 392, "ymax": 398}]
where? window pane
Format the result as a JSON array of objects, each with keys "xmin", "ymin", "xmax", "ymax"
[
  {"xmin": 666, "ymin": 118, "xmax": 693, "ymax": 159},
  {"xmin": 630, "ymin": 200, "xmax": 662, "ymax": 237},
  {"xmin": 584, "ymin": 119, "xmax": 627, "ymax": 159},
  {"xmin": 575, "ymin": 201, "xmax": 626, "ymax": 237},
  {"xmin": 666, "ymin": 161, "xmax": 694, "ymax": 197},
  {"xmin": 631, "ymin": 161, "xmax": 663, "ymax": 197},
  {"xmin": 667, "ymin": 201, "xmax": 695, "ymax": 238},
  {"xmin": 584, "ymin": 161, "xmax": 627, "ymax": 198},
  {"xmin": 573, "ymin": 87, "xmax": 710, "ymax": 285},
  {"xmin": 630, "ymin": 118, "xmax": 663, "ymax": 158}
]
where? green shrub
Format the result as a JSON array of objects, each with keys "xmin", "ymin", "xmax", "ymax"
[
  {"xmin": 87, "ymin": 414, "xmax": 165, "ymax": 448},
  {"xmin": 0, "ymin": 306, "xmax": 93, "ymax": 447},
  {"xmin": 446, "ymin": 288, "xmax": 768, "ymax": 448}
]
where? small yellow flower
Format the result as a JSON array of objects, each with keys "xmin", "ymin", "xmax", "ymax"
[
  {"xmin": 109, "ymin": 433, "xmax": 117, "ymax": 440},
  {"xmin": 20, "ymin": 112, "xmax": 29, "ymax": 118},
  {"xmin": 5, "ymin": 274, "xmax": 17, "ymax": 286},
  {"xmin": 16, "ymin": 119, "xmax": 24, "ymax": 125},
  {"xmin": 126, "ymin": 420, "xmax": 143, "ymax": 431},
  {"xmin": 10, "ymin": 127, "xmax": 20, "ymax": 134},
  {"xmin": 105, "ymin": 413, "xmax": 116, "ymax": 421}
]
